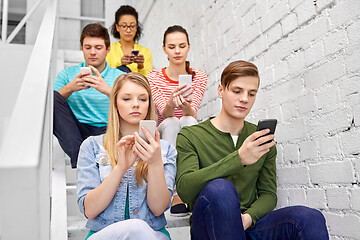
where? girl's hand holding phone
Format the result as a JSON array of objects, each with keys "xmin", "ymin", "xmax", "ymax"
[
  {"xmin": 116, "ymin": 135, "xmax": 137, "ymax": 172},
  {"xmin": 134, "ymin": 127, "xmax": 162, "ymax": 166},
  {"xmin": 121, "ymin": 54, "xmax": 134, "ymax": 65},
  {"xmin": 168, "ymin": 84, "xmax": 192, "ymax": 107},
  {"xmin": 133, "ymin": 54, "xmax": 144, "ymax": 69}
]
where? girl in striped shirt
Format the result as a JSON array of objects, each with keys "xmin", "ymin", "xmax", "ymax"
[{"xmin": 147, "ymin": 25, "xmax": 207, "ymax": 216}]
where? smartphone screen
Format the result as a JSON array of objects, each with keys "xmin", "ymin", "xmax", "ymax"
[
  {"xmin": 139, "ymin": 120, "xmax": 156, "ymax": 142},
  {"xmin": 256, "ymin": 119, "xmax": 277, "ymax": 145},
  {"xmin": 131, "ymin": 50, "xmax": 139, "ymax": 56},
  {"xmin": 178, "ymin": 75, "xmax": 192, "ymax": 97},
  {"xmin": 80, "ymin": 67, "xmax": 92, "ymax": 75}
]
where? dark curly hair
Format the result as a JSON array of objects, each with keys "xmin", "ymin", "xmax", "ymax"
[{"xmin": 110, "ymin": 5, "xmax": 142, "ymax": 42}]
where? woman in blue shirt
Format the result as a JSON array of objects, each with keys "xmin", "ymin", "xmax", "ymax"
[{"xmin": 77, "ymin": 72, "xmax": 176, "ymax": 240}]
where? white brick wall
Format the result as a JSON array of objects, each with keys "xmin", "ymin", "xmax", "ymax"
[{"xmin": 127, "ymin": 0, "xmax": 360, "ymax": 238}]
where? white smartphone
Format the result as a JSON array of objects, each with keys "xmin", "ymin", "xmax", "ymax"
[
  {"xmin": 80, "ymin": 67, "xmax": 92, "ymax": 75},
  {"xmin": 178, "ymin": 74, "xmax": 192, "ymax": 97},
  {"xmin": 139, "ymin": 120, "xmax": 156, "ymax": 142}
]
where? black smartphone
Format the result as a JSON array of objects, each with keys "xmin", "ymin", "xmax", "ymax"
[
  {"xmin": 131, "ymin": 50, "xmax": 139, "ymax": 56},
  {"xmin": 256, "ymin": 119, "xmax": 277, "ymax": 145}
]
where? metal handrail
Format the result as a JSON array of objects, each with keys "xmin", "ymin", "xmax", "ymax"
[
  {"xmin": 1, "ymin": 0, "xmax": 9, "ymax": 43},
  {"xmin": 0, "ymin": 0, "xmax": 57, "ymax": 167},
  {"xmin": 0, "ymin": 0, "xmax": 58, "ymax": 239}
]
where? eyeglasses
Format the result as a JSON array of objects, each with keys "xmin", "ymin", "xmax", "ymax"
[{"xmin": 118, "ymin": 24, "xmax": 137, "ymax": 31}]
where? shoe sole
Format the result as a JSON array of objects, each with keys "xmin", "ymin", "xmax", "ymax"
[{"xmin": 170, "ymin": 212, "xmax": 189, "ymax": 217}]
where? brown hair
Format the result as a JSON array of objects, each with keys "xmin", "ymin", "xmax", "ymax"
[
  {"xmin": 163, "ymin": 25, "xmax": 195, "ymax": 78},
  {"xmin": 104, "ymin": 72, "xmax": 157, "ymax": 184},
  {"xmin": 80, "ymin": 23, "xmax": 110, "ymax": 49},
  {"xmin": 221, "ymin": 60, "xmax": 260, "ymax": 89}
]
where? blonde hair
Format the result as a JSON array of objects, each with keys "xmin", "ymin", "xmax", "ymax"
[{"xmin": 104, "ymin": 72, "xmax": 157, "ymax": 184}]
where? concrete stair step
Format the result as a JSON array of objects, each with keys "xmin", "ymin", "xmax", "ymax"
[
  {"xmin": 67, "ymin": 216, "xmax": 88, "ymax": 240},
  {"xmin": 167, "ymin": 226, "xmax": 190, "ymax": 240}
]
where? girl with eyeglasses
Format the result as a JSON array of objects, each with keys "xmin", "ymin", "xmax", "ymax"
[
  {"xmin": 106, "ymin": 5, "xmax": 153, "ymax": 76},
  {"xmin": 77, "ymin": 73, "xmax": 176, "ymax": 240},
  {"xmin": 147, "ymin": 25, "xmax": 207, "ymax": 216}
]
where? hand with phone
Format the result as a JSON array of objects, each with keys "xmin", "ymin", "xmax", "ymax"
[
  {"xmin": 121, "ymin": 53, "xmax": 134, "ymax": 65},
  {"xmin": 131, "ymin": 50, "xmax": 144, "ymax": 69},
  {"xmin": 82, "ymin": 65, "xmax": 112, "ymax": 97},
  {"xmin": 238, "ymin": 119, "xmax": 277, "ymax": 166},
  {"xmin": 134, "ymin": 120, "xmax": 162, "ymax": 166},
  {"xmin": 58, "ymin": 68, "xmax": 92, "ymax": 99}
]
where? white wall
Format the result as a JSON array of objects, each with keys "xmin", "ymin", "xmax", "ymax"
[
  {"xmin": 0, "ymin": 44, "xmax": 33, "ymax": 148},
  {"xmin": 127, "ymin": 0, "xmax": 360, "ymax": 239}
]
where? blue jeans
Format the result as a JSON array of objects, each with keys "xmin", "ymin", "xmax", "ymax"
[
  {"xmin": 191, "ymin": 179, "xmax": 329, "ymax": 240},
  {"xmin": 53, "ymin": 91, "xmax": 106, "ymax": 168},
  {"xmin": 117, "ymin": 65, "xmax": 131, "ymax": 73}
]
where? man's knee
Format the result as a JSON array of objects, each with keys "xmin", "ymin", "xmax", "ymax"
[
  {"xmin": 284, "ymin": 206, "xmax": 328, "ymax": 235},
  {"xmin": 288, "ymin": 206, "xmax": 325, "ymax": 222},
  {"xmin": 54, "ymin": 90, "xmax": 65, "ymax": 104},
  {"xmin": 200, "ymin": 179, "xmax": 239, "ymax": 206}
]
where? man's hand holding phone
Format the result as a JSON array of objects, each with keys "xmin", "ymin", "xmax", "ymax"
[
  {"xmin": 82, "ymin": 65, "xmax": 112, "ymax": 97},
  {"xmin": 238, "ymin": 129, "xmax": 275, "ymax": 165},
  {"xmin": 238, "ymin": 119, "xmax": 277, "ymax": 166},
  {"xmin": 58, "ymin": 69, "xmax": 91, "ymax": 99}
]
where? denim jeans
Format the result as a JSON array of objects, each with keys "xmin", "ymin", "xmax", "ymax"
[
  {"xmin": 53, "ymin": 91, "xmax": 106, "ymax": 168},
  {"xmin": 191, "ymin": 179, "xmax": 329, "ymax": 240}
]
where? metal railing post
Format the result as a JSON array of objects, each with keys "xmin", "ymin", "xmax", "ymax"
[
  {"xmin": 1, "ymin": 0, "xmax": 8, "ymax": 43},
  {"xmin": 6, "ymin": 0, "xmax": 44, "ymax": 44}
]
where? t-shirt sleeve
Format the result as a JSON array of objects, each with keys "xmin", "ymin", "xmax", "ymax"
[
  {"xmin": 190, "ymin": 70, "xmax": 207, "ymax": 113},
  {"xmin": 53, "ymin": 68, "xmax": 69, "ymax": 92}
]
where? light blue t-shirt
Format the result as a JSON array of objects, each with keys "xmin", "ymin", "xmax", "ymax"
[{"xmin": 54, "ymin": 62, "xmax": 124, "ymax": 127}]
